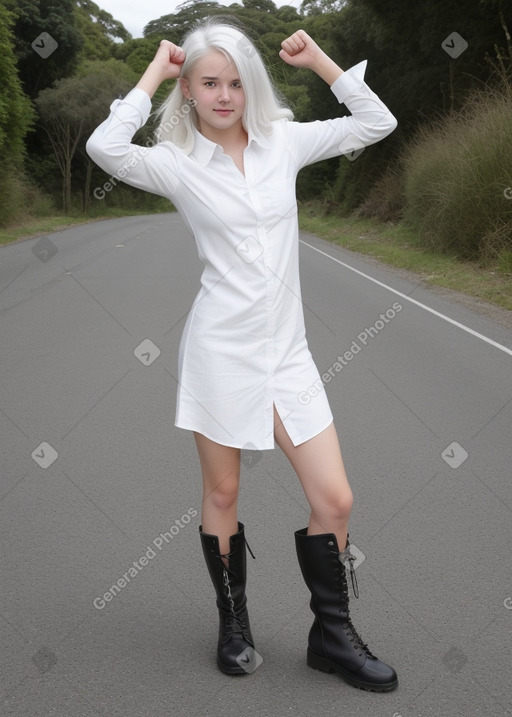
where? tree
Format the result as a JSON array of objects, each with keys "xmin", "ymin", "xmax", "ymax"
[
  {"xmin": 274, "ymin": 5, "xmax": 302, "ymax": 22},
  {"xmin": 113, "ymin": 37, "xmax": 163, "ymax": 77},
  {"xmin": 75, "ymin": 0, "xmax": 132, "ymax": 62},
  {"xmin": 0, "ymin": 4, "xmax": 34, "ymax": 162},
  {"xmin": 143, "ymin": 1, "xmax": 224, "ymax": 38},
  {"xmin": 35, "ymin": 60, "xmax": 138, "ymax": 211},
  {"xmin": 307, "ymin": 0, "xmax": 512, "ymax": 211},
  {"xmin": 300, "ymin": 0, "xmax": 347, "ymax": 16},
  {"xmin": 0, "ymin": 3, "xmax": 35, "ymax": 225},
  {"xmin": 242, "ymin": 0, "xmax": 277, "ymax": 11},
  {"xmin": 4, "ymin": 0, "xmax": 83, "ymax": 97}
]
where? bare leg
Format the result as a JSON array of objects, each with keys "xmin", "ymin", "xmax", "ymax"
[
  {"xmin": 195, "ymin": 433, "xmax": 256, "ymax": 675},
  {"xmin": 193, "ymin": 431, "xmax": 241, "ymax": 559},
  {"xmin": 273, "ymin": 406, "xmax": 353, "ymax": 549}
]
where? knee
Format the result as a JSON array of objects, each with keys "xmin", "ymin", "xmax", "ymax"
[
  {"xmin": 204, "ymin": 472, "xmax": 239, "ymax": 512},
  {"xmin": 318, "ymin": 487, "xmax": 354, "ymax": 523}
]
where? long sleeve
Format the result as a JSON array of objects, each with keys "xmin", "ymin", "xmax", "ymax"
[
  {"xmin": 283, "ymin": 60, "xmax": 398, "ymax": 170},
  {"xmin": 86, "ymin": 88, "xmax": 180, "ymax": 198}
]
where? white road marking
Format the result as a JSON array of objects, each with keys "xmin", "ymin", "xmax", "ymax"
[{"xmin": 300, "ymin": 240, "xmax": 512, "ymax": 357}]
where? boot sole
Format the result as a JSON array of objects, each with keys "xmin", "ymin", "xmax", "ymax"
[
  {"xmin": 307, "ymin": 648, "xmax": 398, "ymax": 692},
  {"xmin": 217, "ymin": 660, "xmax": 250, "ymax": 676}
]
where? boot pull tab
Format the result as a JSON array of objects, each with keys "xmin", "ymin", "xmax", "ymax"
[
  {"xmin": 348, "ymin": 557, "xmax": 359, "ymax": 599},
  {"xmin": 244, "ymin": 537, "xmax": 256, "ymax": 560}
]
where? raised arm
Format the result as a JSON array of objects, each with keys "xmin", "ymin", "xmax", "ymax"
[
  {"xmin": 278, "ymin": 29, "xmax": 398, "ymax": 169},
  {"xmin": 86, "ymin": 41, "xmax": 186, "ymax": 199}
]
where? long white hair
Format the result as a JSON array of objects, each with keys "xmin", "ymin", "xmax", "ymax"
[{"xmin": 154, "ymin": 17, "xmax": 293, "ymax": 153}]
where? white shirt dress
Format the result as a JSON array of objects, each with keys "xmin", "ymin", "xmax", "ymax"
[{"xmin": 86, "ymin": 60, "xmax": 397, "ymax": 450}]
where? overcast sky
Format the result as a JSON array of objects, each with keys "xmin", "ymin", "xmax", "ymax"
[{"xmin": 95, "ymin": 0, "xmax": 301, "ymax": 38}]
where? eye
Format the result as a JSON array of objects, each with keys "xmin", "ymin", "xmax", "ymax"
[
  {"xmin": 204, "ymin": 81, "xmax": 215, "ymax": 87},
  {"xmin": 232, "ymin": 81, "xmax": 242, "ymax": 89}
]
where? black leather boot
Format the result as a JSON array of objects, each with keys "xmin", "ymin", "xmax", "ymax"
[
  {"xmin": 294, "ymin": 528, "xmax": 398, "ymax": 692},
  {"xmin": 199, "ymin": 522, "xmax": 257, "ymax": 675}
]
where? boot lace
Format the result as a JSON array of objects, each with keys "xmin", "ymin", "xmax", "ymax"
[
  {"xmin": 330, "ymin": 543, "xmax": 375, "ymax": 658},
  {"xmin": 217, "ymin": 537, "xmax": 255, "ymax": 639}
]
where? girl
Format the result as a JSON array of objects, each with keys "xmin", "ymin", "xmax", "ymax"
[{"xmin": 87, "ymin": 18, "xmax": 398, "ymax": 692}]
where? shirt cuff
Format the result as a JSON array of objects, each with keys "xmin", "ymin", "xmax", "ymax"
[{"xmin": 330, "ymin": 60, "xmax": 368, "ymax": 103}]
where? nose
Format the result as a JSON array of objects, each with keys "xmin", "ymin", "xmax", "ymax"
[{"xmin": 218, "ymin": 83, "xmax": 231, "ymax": 102}]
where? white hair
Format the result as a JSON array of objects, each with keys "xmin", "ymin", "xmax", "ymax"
[{"xmin": 154, "ymin": 17, "xmax": 293, "ymax": 153}]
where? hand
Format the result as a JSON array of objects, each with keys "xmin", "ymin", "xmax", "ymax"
[
  {"xmin": 150, "ymin": 40, "xmax": 186, "ymax": 81},
  {"xmin": 136, "ymin": 40, "xmax": 185, "ymax": 97},
  {"xmin": 279, "ymin": 29, "xmax": 343, "ymax": 85},
  {"xmin": 279, "ymin": 30, "xmax": 325, "ymax": 70}
]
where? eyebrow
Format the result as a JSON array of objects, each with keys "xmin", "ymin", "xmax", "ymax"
[{"xmin": 200, "ymin": 76, "xmax": 240, "ymax": 81}]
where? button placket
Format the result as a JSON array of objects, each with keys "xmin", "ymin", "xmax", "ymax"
[{"xmin": 244, "ymin": 147, "xmax": 277, "ymax": 444}]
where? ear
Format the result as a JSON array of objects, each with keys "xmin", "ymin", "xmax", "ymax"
[{"xmin": 179, "ymin": 77, "xmax": 191, "ymax": 99}]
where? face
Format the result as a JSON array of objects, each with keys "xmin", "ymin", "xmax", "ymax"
[{"xmin": 180, "ymin": 50, "xmax": 246, "ymax": 140}]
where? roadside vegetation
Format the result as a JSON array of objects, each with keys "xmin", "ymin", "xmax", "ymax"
[
  {"xmin": 300, "ymin": 66, "xmax": 512, "ymax": 311},
  {"xmin": 1, "ymin": 0, "xmax": 511, "ymax": 310},
  {"xmin": 299, "ymin": 209, "xmax": 512, "ymax": 311}
]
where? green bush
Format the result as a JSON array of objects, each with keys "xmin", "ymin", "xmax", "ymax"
[
  {"xmin": 356, "ymin": 166, "xmax": 404, "ymax": 222},
  {"xmin": 0, "ymin": 170, "xmax": 55, "ymax": 227},
  {"xmin": 0, "ymin": 172, "xmax": 25, "ymax": 226},
  {"xmin": 401, "ymin": 81, "xmax": 512, "ymax": 262}
]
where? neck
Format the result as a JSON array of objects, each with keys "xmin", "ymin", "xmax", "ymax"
[{"xmin": 198, "ymin": 121, "xmax": 248, "ymax": 151}]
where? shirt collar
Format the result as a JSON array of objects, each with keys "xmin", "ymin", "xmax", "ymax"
[{"xmin": 190, "ymin": 126, "xmax": 271, "ymax": 166}]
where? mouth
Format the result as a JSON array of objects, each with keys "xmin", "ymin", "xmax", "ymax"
[{"xmin": 213, "ymin": 109, "xmax": 234, "ymax": 116}]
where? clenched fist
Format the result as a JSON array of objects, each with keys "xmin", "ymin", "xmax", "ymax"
[{"xmin": 279, "ymin": 30, "xmax": 325, "ymax": 70}]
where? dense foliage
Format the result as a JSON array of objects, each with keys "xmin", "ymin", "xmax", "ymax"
[{"xmin": 1, "ymin": 0, "xmax": 511, "ymax": 258}]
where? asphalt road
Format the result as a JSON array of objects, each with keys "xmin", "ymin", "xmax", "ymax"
[{"xmin": 1, "ymin": 213, "xmax": 511, "ymax": 717}]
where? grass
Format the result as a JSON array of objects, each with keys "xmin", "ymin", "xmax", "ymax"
[
  {"xmin": 299, "ymin": 204, "xmax": 512, "ymax": 311},
  {"xmin": 401, "ymin": 81, "xmax": 512, "ymax": 262},
  {"xmin": 0, "ymin": 206, "xmax": 172, "ymax": 246}
]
